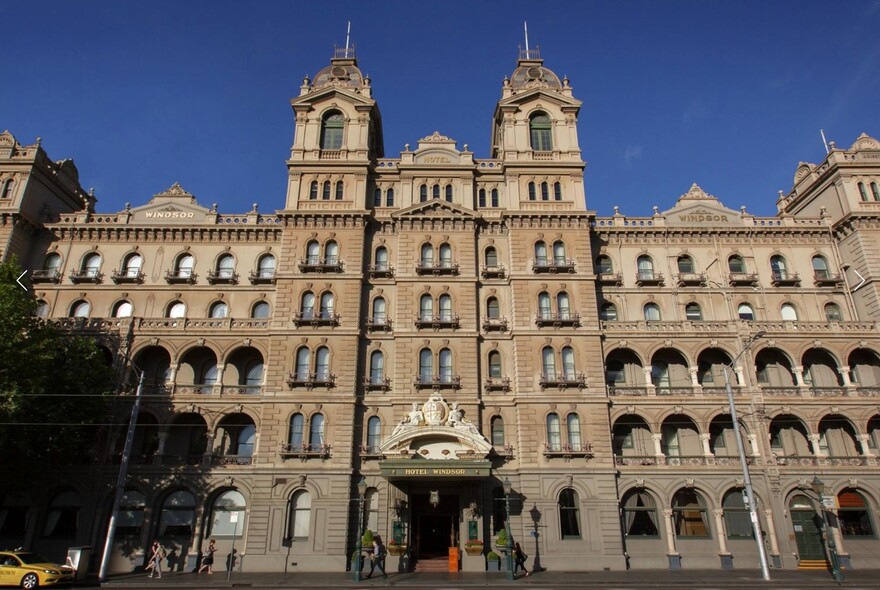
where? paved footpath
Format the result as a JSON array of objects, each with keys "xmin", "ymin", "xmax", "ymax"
[{"xmin": 96, "ymin": 568, "xmax": 880, "ymax": 589}]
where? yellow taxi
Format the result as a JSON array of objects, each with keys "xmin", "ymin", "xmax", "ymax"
[{"xmin": 0, "ymin": 551, "xmax": 74, "ymax": 589}]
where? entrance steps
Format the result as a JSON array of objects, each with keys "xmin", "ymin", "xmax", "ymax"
[
  {"xmin": 415, "ymin": 557, "xmax": 451, "ymax": 572},
  {"xmin": 798, "ymin": 559, "xmax": 830, "ymax": 570}
]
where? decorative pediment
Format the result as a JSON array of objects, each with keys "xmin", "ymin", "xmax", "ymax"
[
  {"xmin": 155, "ymin": 182, "xmax": 194, "ymax": 199},
  {"xmin": 290, "ymin": 85, "xmax": 376, "ymax": 109},
  {"xmin": 794, "ymin": 162, "xmax": 816, "ymax": 185},
  {"xmin": 127, "ymin": 182, "xmax": 214, "ymax": 223},
  {"xmin": 392, "ymin": 199, "xmax": 475, "ymax": 219},
  {"xmin": 850, "ymin": 133, "xmax": 880, "ymax": 152},
  {"xmin": 379, "ymin": 394, "xmax": 492, "ymax": 459},
  {"xmin": 0, "ymin": 130, "xmax": 17, "ymax": 147},
  {"xmin": 662, "ymin": 184, "xmax": 741, "ymax": 227},
  {"xmin": 497, "ymin": 88, "xmax": 581, "ymax": 109}
]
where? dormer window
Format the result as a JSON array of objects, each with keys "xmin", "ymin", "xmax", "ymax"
[
  {"xmin": 529, "ymin": 113, "xmax": 553, "ymax": 151},
  {"xmin": 320, "ymin": 111, "xmax": 344, "ymax": 150}
]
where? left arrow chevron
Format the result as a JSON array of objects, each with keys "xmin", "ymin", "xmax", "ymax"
[{"xmin": 16, "ymin": 270, "xmax": 28, "ymax": 291}]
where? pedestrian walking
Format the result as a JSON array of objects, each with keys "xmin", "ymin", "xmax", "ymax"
[
  {"xmin": 146, "ymin": 540, "xmax": 165, "ymax": 579},
  {"xmin": 198, "ymin": 539, "xmax": 217, "ymax": 574},
  {"xmin": 366, "ymin": 535, "xmax": 387, "ymax": 578},
  {"xmin": 513, "ymin": 542, "xmax": 530, "ymax": 576},
  {"xmin": 226, "ymin": 548, "xmax": 238, "ymax": 573}
]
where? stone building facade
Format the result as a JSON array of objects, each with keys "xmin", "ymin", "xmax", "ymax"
[{"xmin": 1, "ymin": 47, "xmax": 879, "ymax": 573}]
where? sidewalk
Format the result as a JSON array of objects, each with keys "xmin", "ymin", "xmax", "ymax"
[{"xmin": 99, "ymin": 568, "xmax": 880, "ymax": 588}]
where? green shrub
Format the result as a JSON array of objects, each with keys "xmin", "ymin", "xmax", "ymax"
[
  {"xmin": 496, "ymin": 528, "xmax": 508, "ymax": 545},
  {"xmin": 361, "ymin": 529, "xmax": 374, "ymax": 546},
  {"xmin": 487, "ymin": 551, "xmax": 500, "ymax": 561}
]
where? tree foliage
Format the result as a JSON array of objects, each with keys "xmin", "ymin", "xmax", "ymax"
[{"xmin": 0, "ymin": 258, "xmax": 117, "ymax": 468}]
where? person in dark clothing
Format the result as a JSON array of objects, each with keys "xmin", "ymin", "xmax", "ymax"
[
  {"xmin": 366, "ymin": 535, "xmax": 387, "ymax": 578},
  {"xmin": 513, "ymin": 542, "xmax": 530, "ymax": 576},
  {"xmin": 226, "ymin": 549, "xmax": 238, "ymax": 572}
]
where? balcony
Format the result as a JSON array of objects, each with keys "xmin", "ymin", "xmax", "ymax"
[
  {"xmin": 635, "ymin": 271, "xmax": 664, "ymax": 286},
  {"xmin": 607, "ymin": 386, "xmax": 649, "ymax": 396},
  {"xmin": 206, "ymin": 270, "xmax": 239, "ymax": 285},
  {"xmin": 772, "ymin": 455, "xmax": 818, "ymax": 467},
  {"xmin": 482, "ymin": 317, "xmax": 508, "ymax": 332},
  {"xmin": 160, "ymin": 454, "xmax": 204, "ymax": 466},
  {"xmin": 165, "ymin": 270, "xmax": 197, "ymax": 284},
  {"xmin": 484, "ymin": 377, "xmax": 511, "ymax": 392},
  {"xmin": 69, "ymin": 270, "xmax": 103, "ymax": 284},
  {"xmin": 220, "ymin": 384, "xmax": 263, "ymax": 396},
  {"xmin": 248, "ymin": 270, "xmax": 276, "ymax": 285},
  {"xmin": 368, "ymin": 264, "xmax": 394, "ymax": 279},
  {"xmin": 664, "ymin": 455, "xmax": 709, "ymax": 466},
  {"xmin": 614, "ymin": 455, "xmax": 659, "ymax": 466},
  {"xmin": 414, "ymin": 314, "xmax": 460, "ymax": 330},
  {"xmin": 544, "ymin": 442, "xmax": 594, "ymax": 460},
  {"xmin": 770, "ymin": 271, "xmax": 801, "ymax": 287},
  {"xmin": 292, "ymin": 311, "xmax": 340, "ymax": 327},
  {"xmin": 363, "ymin": 376, "xmax": 392, "ymax": 391},
  {"xmin": 287, "ymin": 371, "xmax": 336, "ymax": 389},
  {"xmin": 413, "ymin": 374, "xmax": 461, "ymax": 390},
  {"xmin": 597, "ymin": 272, "xmax": 623, "ymax": 286},
  {"xmin": 360, "ymin": 445, "xmax": 383, "ymax": 459},
  {"xmin": 532, "ymin": 258, "xmax": 576, "ymax": 274},
  {"xmin": 31, "ymin": 269, "xmax": 61, "ymax": 284},
  {"xmin": 535, "ymin": 312, "xmax": 581, "ymax": 328},
  {"xmin": 415, "ymin": 261, "xmax": 459, "ymax": 276},
  {"xmin": 539, "ymin": 372, "xmax": 586, "ymax": 389},
  {"xmin": 675, "ymin": 272, "xmax": 707, "ymax": 287},
  {"xmin": 366, "ymin": 317, "xmax": 393, "ymax": 332},
  {"xmin": 211, "ymin": 454, "xmax": 254, "ymax": 466},
  {"xmin": 298, "ymin": 256, "xmax": 344, "ymax": 273},
  {"xmin": 814, "ymin": 272, "xmax": 844, "ymax": 287},
  {"xmin": 279, "ymin": 443, "xmax": 332, "ymax": 460},
  {"xmin": 481, "ymin": 264, "xmax": 506, "ymax": 279},
  {"xmin": 654, "ymin": 386, "xmax": 698, "ymax": 396},
  {"xmin": 492, "ymin": 444, "xmax": 515, "ymax": 458},
  {"xmin": 111, "ymin": 270, "xmax": 145, "ymax": 284},
  {"xmin": 173, "ymin": 384, "xmax": 217, "ymax": 395},
  {"xmin": 728, "ymin": 272, "xmax": 759, "ymax": 286}
]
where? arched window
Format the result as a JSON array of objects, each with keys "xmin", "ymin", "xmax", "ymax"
[
  {"xmin": 366, "ymin": 416, "xmax": 382, "ymax": 453},
  {"xmin": 199, "ymin": 359, "xmax": 218, "ymax": 385},
  {"xmin": 439, "ymin": 294, "xmax": 452, "ymax": 320},
  {"xmin": 561, "ymin": 346, "xmax": 576, "ymax": 380},
  {"xmin": 559, "ymin": 489, "xmax": 581, "ymax": 539},
  {"xmin": 491, "ymin": 416, "xmax": 505, "ymax": 446},
  {"xmin": 722, "ymin": 489, "xmax": 752, "ymax": 538},
  {"xmin": 209, "ymin": 301, "xmax": 228, "ymax": 319},
  {"xmin": 738, "ymin": 303, "xmax": 755, "ymax": 321},
  {"xmin": 309, "ymin": 413, "xmax": 325, "ymax": 448},
  {"xmin": 488, "ymin": 350, "xmax": 502, "ymax": 378},
  {"xmin": 419, "ymin": 349, "xmax": 432, "ymax": 382},
  {"xmin": 770, "ymin": 255, "xmax": 788, "ymax": 280},
  {"xmin": 288, "ymin": 413, "xmax": 304, "ymax": 448},
  {"xmin": 374, "ymin": 246, "xmax": 389, "ymax": 271},
  {"xmin": 419, "ymin": 294, "xmax": 433, "ymax": 321},
  {"xmin": 335, "ymin": 181, "xmax": 344, "ymax": 200},
  {"xmin": 534, "ymin": 241, "xmax": 548, "ymax": 265},
  {"xmin": 858, "ymin": 182, "xmax": 869, "ymax": 201},
  {"xmin": 122, "ymin": 253, "xmax": 143, "ymax": 277},
  {"xmin": 491, "ymin": 188, "xmax": 499, "ymax": 207},
  {"xmin": 251, "ymin": 301, "xmax": 270, "ymax": 319},
  {"xmin": 485, "ymin": 247, "xmax": 498, "ymax": 268},
  {"xmin": 538, "ymin": 292, "xmax": 551, "ymax": 320},
  {"xmin": 175, "ymin": 254, "xmax": 195, "ymax": 278},
  {"xmin": 478, "ymin": 188, "xmax": 486, "ymax": 207},
  {"xmin": 216, "ymin": 254, "xmax": 235, "ymax": 278},
  {"xmin": 0, "ymin": 179, "xmax": 13, "ymax": 199},
  {"xmin": 82, "ymin": 252, "xmax": 102, "ymax": 277},
  {"xmin": 781, "ymin": 303, "xmax": 798, "ymax": 321},
  {"xmin": 672, "ymin": 489, "xmax": 710, "ymax": 537},
  {"xmin": 420, "ymin": 244, "xmax": 434, "ymax": 266},
  {"xmin": 315, "ymin": 347, "xmax": 330, "ymax": 380},
  {"xmin": 114, "ymin": 490, "xmax": 146, "ymax": 538},
  {"xmin": 295, "ymin": 348, "xmax": 311, "ymax": 380},
  {"xmin": 321, "ymin": 181, "xmax": 331, "ymax": 200},
  {"xmin": 373, "ymin": 187, "xmax": 382, "ymax": 206},
  {"xmin": 309, "ymin": 181, "xmax": 318, "ymax": 200},
  {"xmin": 112, "ymin": 300, "xmax": 133, "ymax": 318},
  {"xmin": 289, "ymin": 490, "xmax": 311, "ymax": 540},
  {"xmin": 529, "ymin": 113, "xmax": 553, "ymax": 151},
  {"xmin": 824, "ymin": 302, "xmax": 843, "ymax": 322},
  {"xmin": 685, "ymin": 302, "xmax": 702, "ymax": 321},
  {"xmin": 600, "ymin": 301, "xmax": 617, "ymax": 321},
  {"xmin": 419, "ymin": 184, "xmax": 428, "ymax": 202},
  {"xmin": 872, "ymin": 182, "xmax": 880, "ymax": 201},
  {"xmin": 445, "ymin": 184, "xmax": 453, "ymax": 202},
  {"xmin": 167, "ymin": 300, "xmax": 186, "ymax": 319},
  {"xmin": 372, "ymin": 297, "xmax": 386, "ymax": 325},
  {"xmin": 306, "ymin": 241, "xmax": 320, "ymax": 265},
  {"xmin": 158, "ymin": 490, "xmax": 196, "ymax": 538},
  {"xmin": 838, "ymin": 489, "xmax": 874, "ymax": 537},
  {"xmin": 528, "ymin": 182, "xmax": 536, "ymax": 201},
  {"xmin": 439, "ymin": 348, "xmax": 452, "ymax": 382},
  {"xmin": 319, "ymin": 292, "xmax": 334, "ymax": 319},
  {"xmin": 546, "ymin": 413, "xmax": 561, "ymax": 451},
  {"xmin": 43, "ymin": 253, "xmax": 62, "ymax": 274},
  {"xmin": 42, "ymin": 490, "xmax": 81, "ymax": 538},
  {"xmin": 486, "ymin": 297, "xmax": 500, "ymax": 319},
  {"xmin": 637, "ymin": 255, "xmax": 654, "ymax": 281},
  {"xmin": 369, "ymin": 351, "xmax": 385, "ymax": 384},
  {"xmin": 439, "ymin": 244, "xmax": 452, "ymax": 268},
  {"xmin": 621, "ymin": 490, "xmax": 659, "ymax": 537},
  {"xmin": 812, "ymin": 255, "xmax": 830, "ymax": 279},
  {"xmin": 300, "ymin": 291, "xmax": 315, "ymax": 319},
  {"xmin": 432, "ymin": 184, "xmax": 440, "ymax": 200},
  {"xmin": 553, "ymin": 241, "xmax": 567, "ymax": 265},
  {"xmin": 728, "ymin": 255, "xmax": 746, "ymax": 273},
  {"xmin": 208, "ymin": 490, "xmax": 246, "ymax": 537},
  {"xmin": 542, "ymin": 346, "xmax": 557, "ymax": 379},
  {"xmin": 320, "ymin": 111, "xmax": 344, "ymax": 150},
  {"xmin": 557, "ymin": 292, "xmax": 571, "ymax": 319},
  {"xmin": 553, "ymin": 182, "xmax": 562, "ymax": 201},
  {"xmin": 244, "ymin": 360, "xmax": 263, "ymax": 386},
  {"xmin": 643, "ymin": 303, "xmax": 661, "ymax": 322},
  {"xmin": 257, "ymin": 254, "xmax": 276, "ymax": 278},
  {"xmin": 567, "ymin": 413, "xmax": 582, "ymax": 449},
  {"xmin": 324, "ymin": 241, "xmax": 338, "ymax": 265},
  {"xmin": 541, "ymin": 181, "xmax": 549, "ymax": 201},
  {"xmin": 596, "ymin": 255, "xmax": 613, "ymax": 274},
  {"xmin": 677, "ymin": 255, "xmax": 694, "ymax": 274},
  {"xmin": 385, "ymin": 188, "xmax": 394, "ymax": 206}
]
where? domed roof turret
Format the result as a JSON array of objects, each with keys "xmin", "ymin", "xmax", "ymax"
[
  {"xmin": 507, "ymin": 48, "xmax": 563, "ymax": 94},
  {"xmin": 311, "ymin": 47, "xmax": 366, "ymax": 93}
]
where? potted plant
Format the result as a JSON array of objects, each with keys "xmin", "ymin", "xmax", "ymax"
[
  {"xmin": 486, "ymin": 550, "xmax": 501, "ymax": 572},
  {"xmin": 387, "ymin": 539, "xmax": 406, "ymax": 556},
  {"xmin": 495, "ymin": 528, "xmax": 509, "ymax": 551},
  {"xmin": 361, "ymin": 528, "xmax": 374, "ymax": 548},
  {"xmin": 464, "ymin": 539, "xmax": 484, "ymax": 556}
]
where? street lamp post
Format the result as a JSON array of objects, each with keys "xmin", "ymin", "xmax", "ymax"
[
  {"xmin": 353, "ymin": 476, "xmax": 367, "ymax": 582},
  {"xmin": 811, "ymin": 476, "xmax": 844, "ymax": 582},
  {"xmin": 503, "ymin": 477, "xmax": 514, "ymax": 581},
  {"xmin": 723, "ymin": 330, "xmax": 771, "ymax": 581}
]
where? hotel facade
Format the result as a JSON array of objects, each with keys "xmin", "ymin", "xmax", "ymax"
[{"xmin": 1, "ymin": 47, "xmax": 880, "ymax": 574}]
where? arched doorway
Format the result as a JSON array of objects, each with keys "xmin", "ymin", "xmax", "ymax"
[{"xmin": 788, "ymin": 494, "xmax": 825, "ymax": 563}]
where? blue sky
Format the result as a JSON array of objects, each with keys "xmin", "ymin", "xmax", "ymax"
[{"xmin": 2, "ymin": 1, "xmax": 879, "ymax": 216}]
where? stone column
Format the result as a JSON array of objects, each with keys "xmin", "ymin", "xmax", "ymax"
[
  {"xmin": 713, "ymin": 509, "xmax": 732, "ymax": 569},
  {"xmin": 747, "ymin": 434, "xmax": 760, "ymax": 458},
  {"xmin": 700, "ymin": 433, "xmax": 714, "ymax": 464},
  {"xmin": 644, "ymin": 367, "xmax": 656, "ymax": 395},
  {"xmin": 653, "ymin": 433, "xmax": 665, "ymax": 465},
  {"xmin": 809, "ymin": 433, "xmax": 826, "ymax": 459},
  {"xmin": 214, "ymin": 363, "xmax": 225, "ymax": 393},
  {"xmin": 154, "ymin": 431, "xmax": 169, "ymax": 465},
  {"xmin": 663, "ymin": 508, "xmax": 680, "ymax": 569},
  {"xmin": 689, "ymin": 367, "xmax": 700, "ymax": 388},
  {"xmin": 763, "ymin": 509, "xmax": 782, "ymax": 569},
  {"xmin": 734, "ymin": 365, "xmax": 745, "ymax": 387},
  {"xmin": 839, "ymin": 366, "xmax": 853, "ymax": 388},
  {"xmin": 168, "ymin": 364, "xmax": 179, "ymax": 392},
  {"xmin": 857, "ymin": 434, "xmax": 875, "ymax": 458},
  {"xmin": 793, "ymin": 366, "xmax": 806, "ymax": 387},
  {"xmin": 202, "ymin": 433, "xmax": 215, "ymax": 468}
]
